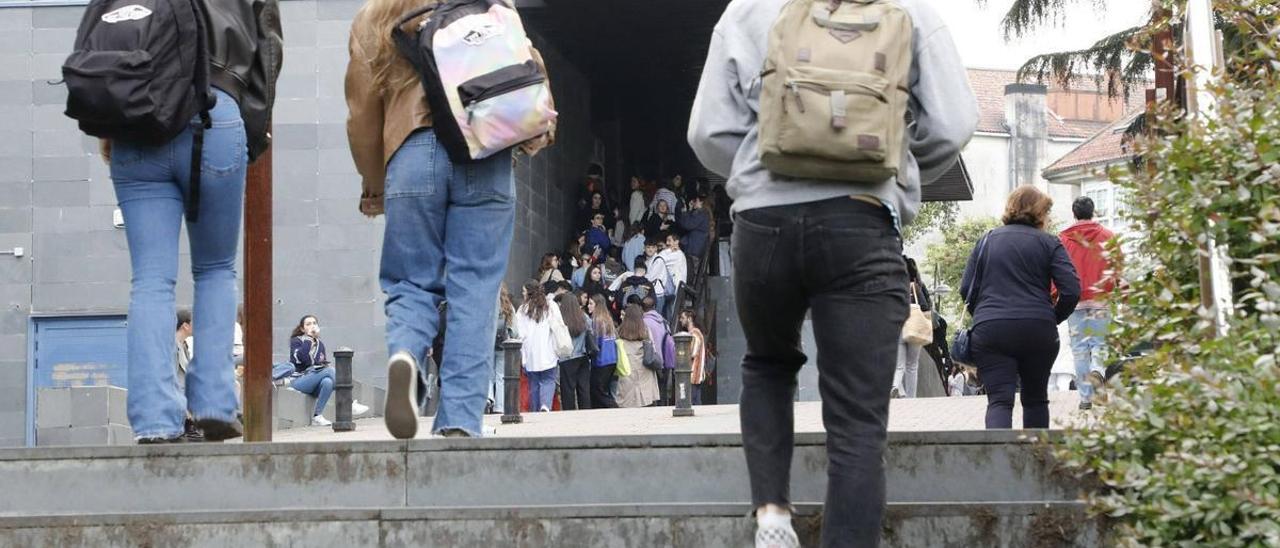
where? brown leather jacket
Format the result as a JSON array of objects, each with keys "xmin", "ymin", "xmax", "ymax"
[{"xmin": 345, "ymin": 7, "xmax": 555, "ymax": 217}]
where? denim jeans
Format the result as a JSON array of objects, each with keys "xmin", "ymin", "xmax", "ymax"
[
  {"xmin": 1068, "ymin": 307, "xmax": 1110, "ymax": 403},
  {"xmin": 526, "ymin": 367, "xmax": 558, "ymax": 411},
  {"xmin": 732, "ymin": 198, "xmax": 908, "ymax": 547},
  {"xmin": 381, "ymin": 129, "xmax": 515, "ymax": 437},
  {"xmin": 487, "ymin": 350, "xmax": 505, "ymax": 412},
  {"xmin": 111, "ymin": 88, "xmax": 245, "ymax": 440},
  {"xmin": 291, "ymin": 367, "xmax": 335, "ymax": 417}
]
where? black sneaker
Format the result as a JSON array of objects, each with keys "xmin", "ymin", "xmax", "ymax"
[
  {"xmin": 195, "ymin": 418, "xmax": 244, "ymax": 442},
  {"xmin": 1079, "ymin": 402, "xmax": 1093, "ymax": 411},
  {"xmin": 138, "ymin": 436, "xmax": 185, "ymax": 445},
  {"xmin": 182, "ymin": 418, "xmax": 205, "ymax": 442}
]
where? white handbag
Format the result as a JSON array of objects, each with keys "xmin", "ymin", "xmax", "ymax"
[
  {"xmin": 901, "ymin": 283, "xmax": 933, "ymax": 346},
  {"xmin": 549, "ymin": 305, "xmax": 574, "ymax": 359}
]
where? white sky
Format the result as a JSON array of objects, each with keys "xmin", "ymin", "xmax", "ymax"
[{"xmin": 931, "ymin": 0, "xmax": 1153, "ymax": 70}]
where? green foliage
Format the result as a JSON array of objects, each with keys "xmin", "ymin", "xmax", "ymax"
[
  {"xmin": 902, "ymin": 201, "xmax": 959, "ymax": 246},
  {"xmin": 1055, "ymin": 2, "xmax": 1280, "ymax": 545},
  {"xmin": 923, "ymin": 216, "xmax": 1001, "ymax": 330}
]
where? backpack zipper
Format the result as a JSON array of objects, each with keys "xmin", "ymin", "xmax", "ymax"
[{"xmin": 464, "ymin": 73, "xmax": 546, "ymax": 110}]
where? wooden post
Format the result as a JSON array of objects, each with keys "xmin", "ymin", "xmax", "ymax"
[{"xmin": 243, "ymin": 146, "xmax": 273, "ymax": 442}]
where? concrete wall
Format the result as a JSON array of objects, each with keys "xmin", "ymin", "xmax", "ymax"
[
  {"xmin": 955, "ymin": 134, "xmax": 1083, "ymax": 224},
  {"xmin": 0, "ymin": 1, "xmax": 594, "ymax": 446}
]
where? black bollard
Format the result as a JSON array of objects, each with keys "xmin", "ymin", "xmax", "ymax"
[
  {"xmin": 333, "ymin": 348, "xmax": 356, "ymax": 432},
  {"xmin": 501, "ymin": 339, "xmax": 523, "ymax": 424},
  {"xmin": 673, "ymin": 333, "xmax": 694, "ymax": 417}
]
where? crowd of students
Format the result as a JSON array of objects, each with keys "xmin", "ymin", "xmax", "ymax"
[{"xmin": 499, "ymin": 169, "xmax": 716, "ymax": 413}]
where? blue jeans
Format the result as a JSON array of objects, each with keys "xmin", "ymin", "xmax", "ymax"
[
  {"xmin": 381, "ymin": 129, "xmax": 515, "ymax": 437},
  {"xmin": 1068, "ymin": 307, "xmax": 1110, "ymax": 403},
  {"xmin": 110, "ymin": 89, "xmax": 245, "ymax": 439},
  {"xmin": 291, "ymin": 367, "xmax": 335, "ymax": 417},
  {"xmin": 526, "ymin": 367, "xmax": 558, "ymax": 411},
  {"xmin": 487, "ymin": 350, "xmax": 504, "ymax": 412}
]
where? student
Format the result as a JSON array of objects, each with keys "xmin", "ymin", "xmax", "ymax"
[
  {"xmin": 539, "ymin": 253, "xmax": 566, "ymax": 284},
  {"xmin": 94, "ymin": 0, "xmax": 282, "ymax": 444},
  {"xmin": 555, "ymin": 295, "xmax": 593, "ymax": 410},
  {"xmin": 679, "ymin": 308, "xmax": 708, "ymax": 405},
  {"xmin": 628, "ymin": 176, "xmax": 647, "ymax": 225},
  {"xmin": 581, "ymin": 263, "xmax": 611, "ymax": 302},
  {"xmin": 1059, "ymin": 197, "xmax": 1118, "ymax": 410},
  {"xmin": 589, "ymin": 295, "xmax": 620, "ymax": 408},
  {"xmin": 610, "ymin": 257, "xmax": 656, "ymax": 312},
  {"xmin": 641, "ymin": 296, "xmax": 677, "ymax": 405},
  {"xmin": 893, "ymin": 257, "xmax": 934, "ymax": 399},
  {"xmin": 584, "ymin": 213, "xmax": 613, "ymax": 260},
  {"xmin": 643, "ymin": 240, "xmax": 673, "ymax": 316},
  {"xmin": 288, "ymin": 315, "xmax": 372, "ymax": 426},
  {"xmin": 677, "ymin": 194, "xmax": 712, "ymax": 269},
  {"xmin": 571, "ymin": 252, "xmax": 593, "ymax": 289},
  {"xmin": 621, "ymin": 224, "xmax": 647, "ymax": 275},
  {"xmin": 658, "ymin": 232, "xmax": 689, "ymax": 317},
  {"xmin": 615, "ymin": 304, "xmax": 660, "ymax": 408},
  {"xmin": 515, "ymin": 281, "xmax": 559, "ymax": 412},
  {"xmin": 174, "ymin": 310, "xmax": 202, "ymax": 441},
  {"xmin": 962, "ymin": 186, "xmax": 1080, "ymax": 428},
  {"xmin": 687, "ymin": 0, "xmax": 978, "ymax": 544},
  {"xmin": 346, "ymin": 1, "xmax": 555, "ymax": 439},
  {"xmin": 488, "ymin": 285, "xmax": 516, "ymax": 415},
  {"xmin": 643, "ymin": 198, "xmax": 676, "ymax": 243}
]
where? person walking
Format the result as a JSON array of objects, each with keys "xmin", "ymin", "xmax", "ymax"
[
  {"xmin": 641, "ymin": 296, "xmax": 676, "ymax": 405},
  {"xmin": 555, "ymin": 295, "xmax": 593, "ymax": 410},
  {"xmin": 679, "ymin": 308, "xmax": 709, "ymax": 406},
  {"xmin": 515, "ymin": 282, "xmax": 560, "ymax": 412},
  {"xmin": 892, "ymin": 257, "xmax": 934, "ymax": 399},
  {"xmin": 589, "ymin": 295, "xmax": 620, "ymax": 408},
  {"xmin": 1059, "ymin": 197, "xmax": 1117, "ymax": 410},
  {"xmin": 961, "ymin": 186, "xmax": 1081, "ymax": 429},
  {"xmin": 92, "ymin": 0, "xmax": 282, "ymax": 444},
  {"xmin": 687, "ymin": 0, "xmax": 978, "ymax": 544},
  {"xmin": 616, "ymin": 304, "xmax": 660, "ymax": 408},
  {"xmin": 346, "ymin": 1, "xmax": 556, "ymax": 438},
  {"xmin": 488, "ymin": 285, "xmax": 517, "ymax": 414}
]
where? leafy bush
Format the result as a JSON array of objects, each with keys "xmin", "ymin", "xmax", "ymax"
[
  {"xmin": 1055, "ymin": 2, "xmax": 1280, "ymax": 546},
  {"xmin": 923, "ymin": 216, "xmax": 1000, "ymax": 333}
]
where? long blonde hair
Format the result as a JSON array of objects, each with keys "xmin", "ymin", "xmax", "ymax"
[{"xmin": 360, "ymin": 0, "xmax": 434, "ymax": 93}]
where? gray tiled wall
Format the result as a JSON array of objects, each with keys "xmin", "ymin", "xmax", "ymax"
[{"xmin": 0, "ymin": 1, "xmax": 593, "ymax": 446}]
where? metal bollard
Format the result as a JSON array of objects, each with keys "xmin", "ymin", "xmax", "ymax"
[
  {"xmin": 673, "ymin": 333, "xmax": 694, "ymax": 417},
  {"xmin": 333, "ymin": 348, "xmax": 356, "ymax": 432},
  {"xmin": 501, "ymin": 339, "xmax": 524, "ymax": 424}
]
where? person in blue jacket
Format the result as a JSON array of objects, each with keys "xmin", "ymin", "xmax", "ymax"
[
  {"xmin": 288, "ymin": 315, "xmax": 369, "ymax": 426},
  {"xmin": 584, "ymin": 213, "xmax": 613, "ymax": 260}
]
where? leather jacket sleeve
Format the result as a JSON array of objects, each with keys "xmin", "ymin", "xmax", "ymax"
[
  {"xmin": 206, "ymin": 0, "xmax": 284, "ymax": 162},
  {"xmin": 345, "ymin": 31, "xmax": 386, "ymax": 204}
]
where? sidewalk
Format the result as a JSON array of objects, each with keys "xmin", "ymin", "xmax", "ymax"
[{"xmin": 271, "ymin": 392, "xmax": 1082, "ymax": 443}]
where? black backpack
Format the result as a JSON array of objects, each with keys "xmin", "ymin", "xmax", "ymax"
[{"xmin": 63, "ymin": 0, "xmax": 216, "ymax": 221}]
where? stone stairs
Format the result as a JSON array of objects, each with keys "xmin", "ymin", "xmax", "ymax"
[{"xmin": 0, "ymin": 430, "xmax": 1101, "ymax": 545}]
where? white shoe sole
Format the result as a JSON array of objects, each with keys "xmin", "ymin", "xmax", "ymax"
[{"xmin": 385, "ymin": 353, "xmax": 420, "ymax": 440}]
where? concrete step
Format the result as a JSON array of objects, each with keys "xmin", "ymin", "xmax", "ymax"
[
  {"xmin": 273, "ymin": 381, "xmax": 386, "ymax": 430},
  {"xmin": 0, "ymin": 502, "xmax": 1103, "ymax": 547},
  {"xmin": 0, "ymin": 431, "xmax": 1080, "ymax": 516}
]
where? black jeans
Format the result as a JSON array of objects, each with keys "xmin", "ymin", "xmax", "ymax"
[
  {"xmin": 558, "ymin": 356, "xmax": 592, "ymax": 410},
  {"xmin": 971, "ymin": 319, "xmax": 1060, "ymax": 428},
  {"xmin": 657, "ymin": 368, "xmax": 672, "ymax": 406},
  {"xmin": 590, "ymin": 364, "xmax": 618, "ymax": 408},
  {"xmin": 733, "ymin": 198, "xmax": 908, "ymax": 547}
]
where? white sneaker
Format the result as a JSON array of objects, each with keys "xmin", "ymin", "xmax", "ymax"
[
  {"xmin": 311, "ymin": 415, "xmax": 332, "ymax": 427},
  {"xmin": 351, "ymin": 400, "xmax": 370, "ymax": 417},
  {"xmin": 385, "ymin": 351, "xmax": 420, "ymax": 440},
  {"xmin": 755, "ymin": 514, "xmax": 799, "ymax": 548}
]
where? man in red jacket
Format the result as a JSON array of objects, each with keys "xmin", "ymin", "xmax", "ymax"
[{"xmin": 1059, "ymin": 197, "xmax": 1117, "ymax": 410}]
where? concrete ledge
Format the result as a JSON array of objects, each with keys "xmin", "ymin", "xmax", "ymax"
[
  {"xmin": 0, "ymin": 431, "xmax": 1078, "ymax": 515},
  {"xmin": 0, "ymin": 503, "xmax": 1103, "ymax": 547}
]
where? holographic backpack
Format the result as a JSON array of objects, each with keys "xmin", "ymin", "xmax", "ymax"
[{"xmin": 393, "ymin": 0, "xmax": 557, "ymax": 163}]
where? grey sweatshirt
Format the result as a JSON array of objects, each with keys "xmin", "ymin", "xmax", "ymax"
[{"xmin": 687, "ymin": 0, "xmax": 978, "ymax": 225}]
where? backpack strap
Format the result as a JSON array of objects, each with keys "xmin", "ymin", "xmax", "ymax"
[{"xmin": 186, "ymin": 0, "xmax": 215, "ymax": 223}]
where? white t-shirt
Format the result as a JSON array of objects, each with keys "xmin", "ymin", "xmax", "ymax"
[{"xmin": 658, "ymin": 248, "xmax": 688, "ymax": 288}]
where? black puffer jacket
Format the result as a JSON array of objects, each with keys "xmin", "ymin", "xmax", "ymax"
[{"xmin": 205, "ymin": 0, "xmax": 283, "ymax": 162}]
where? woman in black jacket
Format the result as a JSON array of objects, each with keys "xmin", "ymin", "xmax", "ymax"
[{"xmin": 961, "ymin": 186, "xmax": 1080, "ymax": 429}]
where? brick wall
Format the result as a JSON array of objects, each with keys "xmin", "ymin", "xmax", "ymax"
[{"xmin": 0, "ymin": 1, "xmax": 594, "ymax": 446}]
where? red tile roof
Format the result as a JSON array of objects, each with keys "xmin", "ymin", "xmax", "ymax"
[
  {"xmin": 967, "ymin": 68, "xmax": 1145, "ymax": 140},
  {"xmin": 1042, "ymin": 112, "xmax": 1142, "ymax": 178}
]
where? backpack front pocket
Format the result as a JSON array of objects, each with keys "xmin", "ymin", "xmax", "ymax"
[
  {"xmin": 456, "ymin": 61, "xmax": 555, "ymax": 159},
  {"xmin": 776, "ymin": 66, "xmax": 891, "ymax": 163}
]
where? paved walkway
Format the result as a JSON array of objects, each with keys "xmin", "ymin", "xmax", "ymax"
[{"xmin": 272, "ymin": 392, "xmax": 1082, "ymax": 443}]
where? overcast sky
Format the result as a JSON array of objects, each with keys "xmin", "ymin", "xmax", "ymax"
[{"xmin": 933, "ymin": 1, "xmax": 1153, "ymax": 70}]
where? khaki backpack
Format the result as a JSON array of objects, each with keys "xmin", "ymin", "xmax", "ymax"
[{"xmin": 758, "ymin": 0, "xmax": 914, "ymax": 183}]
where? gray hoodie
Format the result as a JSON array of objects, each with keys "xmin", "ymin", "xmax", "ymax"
[{"xmin": 687, "ymin": 0, "xmax": 978, "ymax": 226}]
